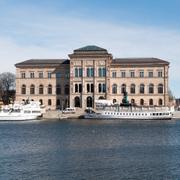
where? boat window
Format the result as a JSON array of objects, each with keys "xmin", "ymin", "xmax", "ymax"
[
  {"xmin": 24, "ymin": 110, "xmax": 31, "ymax": 113},
  {"xmin": 32, "ymin": 111, "xmax": 41, "ymax": 113}
]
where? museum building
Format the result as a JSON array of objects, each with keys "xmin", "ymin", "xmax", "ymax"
[{"xmin": 15, "ymin": 45, "xmax": 169, "ymax": 110}]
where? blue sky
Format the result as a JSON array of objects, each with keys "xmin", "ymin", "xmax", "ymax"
[{"xmin": 0, "ymin": 0, "xmax": 180, "ymax": 97}]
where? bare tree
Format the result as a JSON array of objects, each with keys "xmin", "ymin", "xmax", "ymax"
[{"xmin": 0, "ymin": 72, "xmax": 15, "ymax": 104}]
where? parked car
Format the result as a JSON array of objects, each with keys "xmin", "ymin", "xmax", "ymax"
[{"xmin": 62, "ymin": 107, "xmax": 76, "ymax": 114}]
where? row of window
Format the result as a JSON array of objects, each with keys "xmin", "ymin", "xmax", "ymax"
[
  {"xmin": 73, "ymin": 83, "xmax": 163, "ymax": 94},
  {"xmin": 74, "ymin": 83, "xmax": 106, "ymax": 93},
  {"xmin": 75, "ymin": 67, "xmax": 106, "ymax": 77},
  {"xmin": 112, "ymin": 70, "xmax": 163, "ymax": 78},
  {"xmin": 27, "ymin": 99, "xmax": 68, "ymax": 108},
  {"xmin": 122, "ymin": 98, "xmax": 163, "ymax": 106},
  {"xmin": 74, "ymin": 67, "xmax": 163, "ymax": 78},
  {"xmin": 21, "ymin": 84, "xmax": 69, "ymax": 95},
  {"xmin": 112, "ymin": 83, "xmax": 163, "ymax": 94},
  {"xmin": 21, "ymin": 72, "xmax": 70, "ymax": 79}
]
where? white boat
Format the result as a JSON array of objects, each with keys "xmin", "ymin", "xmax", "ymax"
[
  {"xmin": 84, "ymin": 92, "xmax": 174, "ymax": 120},
  {"xmin": 0, "ymin": 101, "xmax": 43, "ymax": 121},
  {"xmin": 84, "ymin": 106, "xmax": 174, "ymax": 120}
]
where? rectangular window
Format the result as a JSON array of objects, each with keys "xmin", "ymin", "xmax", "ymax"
[
  {"xmin": 112, "ymin": 72, "xmax": 116, "ymax": 78},
  {"xmin": 39, "ymin": 72, "xmax": 43, "ymax": 78},
  {"xmin": 91, "ymin": 68, "xmax": 94, "ymax": 77},
  {"xmin": 30, "ymin": 72, "xmax": 34, "ymax": 78},
  {"xmin": 121, "ymin": 71, "xmax": 126, "ymax": 78},
  {"xmin": 21, "ymin": 72, "xmax": 26, "ymax": 79},
  {"xmin": 102, "ymin": 68, "xmax": 106, "ymax": 77},
  {"xmin": 99, "ymin": 67, "xmax": 106, "ymax": 77},
  {"xmin": 75, "ymin": 67, "xmax": 82, "ymax": 77},
  {"xmin": 87, "ymin": 68, "xmax": 90, "ymax": 77},
  {"xmin": 148, "ymin": 71, "xmax": 153, "ymax": 77},
  {"xmin": 48, "ymin": 72, "xmax": 52, "ymax": 79},
  {"xmin": 75, "ymin": 68, "xmax": 78, "ymax": 77},
  {"xmin": 158, "ymin": 71, "xmax": 163, "ymax": 77},
  {"xmin": 139, "ymin": 71, "xmax": 144, "ymax": 78},
  {"xmin": 79, "ymin": 68, "xmax": 82, "ymax": 77},
  {"xmin": 130, "ymin": 71, "xmax": 135, "ymax": 78}
]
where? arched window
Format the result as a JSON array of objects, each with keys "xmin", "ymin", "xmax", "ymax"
[
  {"xmin": 48, "ymin": 99, "xmax": 52, "ymax": 106},
  {"xmin": 39, "ymin": 99, "xmax": 43, "ymax": 105},
  {"xmin": 75, "ymin": 84, "xmax": 78, "ymax": 93},
  {"xmin": 102, "ymin": 84, "xmax": 106, "ymax": 93},
  {"xmin": 30, "ymin": 84, "xmax": 35, "ymax": 94},
  {"xmin": 159, "ymin": 98, "xmax": 163, "ymax": 106},
  {"xmin": 91, "ymin": 84, "xmax": 94, "ymax": 93},
  {"xmin": 121, "ymin": 84, "xmax": 126, "ymax": 94},
  {"xmin": 112, "ymin": 84, "xmax": 117, "ymax": 94},
  {"xmin": 113, "ymin": 99, "xmax": 117, "ymax": 103},
  {"xmin": 149, "ymin": 99, "xmax": 153, "ymax": 106},
  {"xmin": 130, "ymin": 84, "xmax": 135, "ymax": 94},
  {"xmin": 86, "ymin": 96, "xmax": 93, "ymax": 107},
  {"xmin": 48, "ymin": 84, "xmax": 52, "ymax": 94},
  {"xmin": 149, "ymin": 84, "xmax": 154, "ymax": 94},
  {"xmin": 99, "ymin": 96, "xmax": 105, "ymax": 99},
  {"xmin": 140, "ymin": 84, "xmax": 145, "ymax": 94},
  {"xmin": 98, "ymin": 83, "xmax": 102, "ymax": 93},
  {"xmin": 131, "ymin": 99, "xmax": 135, "ymax": 105},
  {"xmin": 87, "ymin": 84, "xmax": 90, "ymax": 93},
  {"xmin": 79, "ymin": 84, "xmax": 82, "ymax": 93},
  {"xmin": 21, "ymin": 84, "xmax": 26, "ymax": 94},
  {"xmin": 56, "ymin": 99, "xmax": 60, "ymax": 106},
  {"xmin": 74, "ymin": 96, "xmax": 80, "ymax": 107},
  {"xmin": 140, "ymin": 99, "xmax": 144, "ymax": 106},
  {"xmin": 56, "ymin": 85, "xmax": 61, "ymax": 95},
  {"xmin": 39, "ymin": 85, "xmax": 44, "ymax": 94},
  {"xmin": 158, "ymin": 84, "xmax": 163, "ymax": 94},
  {"xmin": 64, "ymin": 85, "xmax": 69, "ymax": 95},
  {"xmin": 87, "ymin": 83, "xmax": 93, "ymax": 93}
]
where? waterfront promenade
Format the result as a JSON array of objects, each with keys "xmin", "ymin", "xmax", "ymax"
[{"xmin": 42, "ymin": 109, "xmax": 180, "ymax": 120}]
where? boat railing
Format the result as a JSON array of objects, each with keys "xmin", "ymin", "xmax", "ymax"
[{"xmin": 96, "ymin": 105, "xmax": 171, "ymax": 112}]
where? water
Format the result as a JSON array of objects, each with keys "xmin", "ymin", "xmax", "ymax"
[{"xmin": 1, "ymin": 119, "xmax": 180, "ymax": 180}]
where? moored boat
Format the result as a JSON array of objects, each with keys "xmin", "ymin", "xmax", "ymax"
[
  {"xmin": 0, "ymin": 101, "xmax": 43, "ymax": 121},
  {"xmin": 84, "ymin": 91, "xmax": 174, "ymax": 120},
  {"xmin": 84, "ymin": 107, "xmax": 173, "ymax": 120}
]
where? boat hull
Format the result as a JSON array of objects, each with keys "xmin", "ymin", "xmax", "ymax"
[
  {"xmin": 0, "ymin": 115, "xmax": 39, "ymax": 121},
  {"xmin": 84, "ymin": 110, "xmax": 173, "ymax": 120}
]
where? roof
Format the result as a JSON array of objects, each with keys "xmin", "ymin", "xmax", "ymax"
[
  {"xmin": 15, "ymin": 59, "xmax": 70, "ymax": 67},
  {"xmin": 112, "ymin": 58, "xmax": 169, "ymax": 65},
  {"xmin": 74, "ymin": 45, "xmax": 107, "ymax": 52}
]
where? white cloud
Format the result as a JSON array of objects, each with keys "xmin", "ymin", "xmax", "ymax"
[{"xmin": 0, "ymin": 15, "xmax": 180, "ymax": 96}]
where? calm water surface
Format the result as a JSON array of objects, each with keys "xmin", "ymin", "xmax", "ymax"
[{"xmin": 1, "ymin": 119, "xmax": 180, "ymax": 180}]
